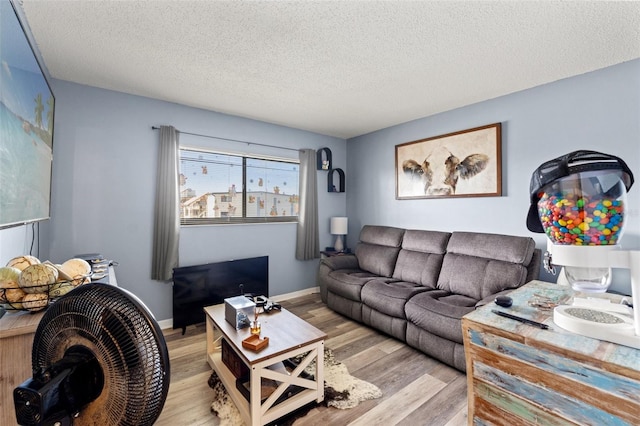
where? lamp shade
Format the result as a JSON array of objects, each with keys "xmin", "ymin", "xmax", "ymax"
[{"xmin": 330, "ymin": 217, "xmax": 348, "ymax": 235}]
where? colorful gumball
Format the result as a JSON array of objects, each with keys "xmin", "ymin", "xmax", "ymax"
[{"xmin": 537, "ymin": 192, "xmax": 625, "ymax": 246}]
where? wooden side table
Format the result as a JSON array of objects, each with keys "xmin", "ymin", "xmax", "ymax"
[
  {"xmin": 462, "ymin": 280, "xmax": 640, "ymax": 426},
  {"xmin": 0, "ymin": 309, "xmax": 44, "ymax": 425}
]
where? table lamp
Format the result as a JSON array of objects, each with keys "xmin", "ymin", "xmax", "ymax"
[{"xmin": 330, "ymin": 217, "xmax": 348, "ymax": 252}]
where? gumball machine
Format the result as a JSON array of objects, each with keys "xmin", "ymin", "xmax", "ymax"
[{"xmin": 527, "ymin": 150, "xmax": 640, "ymax": 349}]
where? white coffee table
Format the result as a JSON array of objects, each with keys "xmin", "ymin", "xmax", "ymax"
[{"xmin": 204, "ymin": 304, "xmax": 326, "ymax": 426}]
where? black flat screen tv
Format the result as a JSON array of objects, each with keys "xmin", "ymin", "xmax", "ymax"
[
  {"xmin": 0, "ymin": 0, "xmax": 55, "ymax": 229},
  {"xmin": 172, "ymin": 256, "xmax": 269, "ymax": 331}
]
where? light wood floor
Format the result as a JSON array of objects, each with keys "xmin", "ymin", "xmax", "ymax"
[{"xmin": 155, "ymin": 292, "xmax": 469, "ymax": 426}]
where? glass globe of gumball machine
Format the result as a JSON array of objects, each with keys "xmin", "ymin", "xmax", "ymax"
[
  {"xmin": 527, "ymin": 150, "xmax": 639, "ymax": 349},
  {"xmin": 538, "ymin": 170, "xmax": 628, "ymax": 292}
]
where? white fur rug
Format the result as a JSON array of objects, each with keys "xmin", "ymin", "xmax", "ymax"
[{"xmin": 209, "ymin": 348, "xmax": 382, "ymax": 425}]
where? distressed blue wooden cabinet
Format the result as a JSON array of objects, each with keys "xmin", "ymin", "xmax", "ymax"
[{"xmin": 462, "ymin": 280, "xmax": 640, "ymax": 426}]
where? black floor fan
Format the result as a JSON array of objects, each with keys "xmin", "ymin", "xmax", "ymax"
[{"xmin": 13, "ymin": 284, "xmax": 171, "ymax": 426}]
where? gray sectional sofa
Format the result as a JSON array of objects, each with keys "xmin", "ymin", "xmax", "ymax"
[{"xmin": 317, "ymin": 225, "xmax": 541, "ymax": 371}]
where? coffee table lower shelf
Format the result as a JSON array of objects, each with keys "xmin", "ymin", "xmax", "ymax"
[
  {"xmin": 207, "ymin": 346, "xmax": 323, "ymax": 426},
  {"xmin": 205, "ymin": 304, "xmax": 326, "ymax": 426}
]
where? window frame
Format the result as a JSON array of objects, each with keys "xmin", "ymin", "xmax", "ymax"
[{"xmin": 179, "ymin": 147, "xmax": 300, "ymax": 226}]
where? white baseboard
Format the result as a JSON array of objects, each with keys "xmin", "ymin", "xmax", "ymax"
[
  {"xmin": 158, "ymin": 286, "xmax": 320, "ymax": 330},
  {"xmin": 271, "ymin": 286, "xmax": 320, "ymax": 302},
  {"xmin": 158, "ymin": 318, "xmax": 173, "ymax": 330}
]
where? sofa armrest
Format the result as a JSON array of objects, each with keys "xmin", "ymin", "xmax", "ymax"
[
  {"xmin": 320, "ymin": 254, "xmax": 359, "ymax": 271},
  {"xmin": 317, "ymin": 254, "xmax": 359, "ymax": 303},
  {"xmin": 526, "ymin": 248, "xmax": 542, "ymax": 282}
]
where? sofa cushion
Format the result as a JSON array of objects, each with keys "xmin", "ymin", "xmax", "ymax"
[
  {"xmin": 327, "ymin": 292, "xmax": 363, "ymax": 322},
  {"xmin": 405, "ymin": 290, "xmax": 477, "ymax": 344},
  {"xmin": 436, "ymin": 232, "xmax": 535, "ymax": 300},
  {"xmin": 355, "ymin": 226, "xmax": 405, "ymax": 277},
  {"xmin": 392, "ymin": 251, "xmax": 443, "ymax": 289},
  {"xmin": 361, "ymin": 280, "xmax": 428, "ymax": 318},
  {"xmin": 359, "ymin": 225, "xmax": 405, "ymax": 247},
  {"xmin": 391, "ymin": 229, "xmax": 450, "ymax": 288},
  {"xmin": 325, "ymin": 269, "xmax": 381, "ymax": 301},
  {"xmin": 437, "ymin": 253, "xmax": 527, "ymax": 300},
  {"xmin": 401, "ymin": 229, "xmax": 451, "ymax": 253},
  {"xmin": 406, "ymin": 323, "xmax": 467, "ymax": 372},
  {"xmin": 446, "ymin": 231, "xmax": 535, "ymax": 265},
  {"xmin": 362, "ymin": 306, "xmax": 407, "ymax": 341},
  {"xmin": 355, "ymin": 244, "xmax": 401, "ymax": 277}
]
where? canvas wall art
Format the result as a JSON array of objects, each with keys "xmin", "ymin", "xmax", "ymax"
[
  {"xmin": 395, "ymin": 123, "xmax": 502, "ymax": 199},
  {"xmin": 0, "ymin": 0, "xmax": 55, "ymax": 228}
]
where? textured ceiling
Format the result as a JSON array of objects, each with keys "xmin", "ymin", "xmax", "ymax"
[{"xmin": 19, "ymin": 1, "xmax": 640, "ymax": 139}]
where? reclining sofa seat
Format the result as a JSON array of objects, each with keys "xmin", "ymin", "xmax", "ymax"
[
  {"xmin": 320, "ymin": 226, "xmax": 405, "ymax": 321},
  {"xmin": 317, "ymin": 225, "xmax": 541, "ymax": 372},
  {"xmin": 360, "ymin": 229, "xmax": 451, "ymax": 341}
]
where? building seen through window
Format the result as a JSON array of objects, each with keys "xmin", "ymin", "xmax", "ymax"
[{"xmin": 179, "ymin": 149, "xmax": 299, "ymax": 224}]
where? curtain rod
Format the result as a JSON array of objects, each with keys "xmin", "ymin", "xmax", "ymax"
[{"xmin": 151, "ymin": 126, "xmax": 300, "ymax": 152}]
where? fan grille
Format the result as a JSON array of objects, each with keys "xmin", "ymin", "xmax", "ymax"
[
  {"xmin": 14, "ymin": 387, "xmax": 43, "ymax": 425},
  {"xmin": 32, "ymin": 284, "xmax": 170, "ymax": 426}
]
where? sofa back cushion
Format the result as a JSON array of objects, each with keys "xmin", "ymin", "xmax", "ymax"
[
  {"xmin": 437, "ymin": 232, "xmax": 536, "ymax": 300},
  {"xmin": 392, "ymin": 230, "xmax": 451, "ymax": 288},
  {"xmin": 355, "ymin": 226, "xmax": 405, "ymax": 277}
]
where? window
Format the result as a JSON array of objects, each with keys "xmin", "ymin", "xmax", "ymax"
[{"xmin": 179, "ymin": 148, "xmax": 299, "ymax": 225}]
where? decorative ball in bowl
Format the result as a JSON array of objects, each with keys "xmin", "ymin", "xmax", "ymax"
[{"xmin": 1, "ymin": 256, "xmax": 92, "ymax": 312}]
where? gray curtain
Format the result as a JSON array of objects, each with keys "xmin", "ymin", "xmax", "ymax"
[
  {"xmin": 296, "ymin": 149, "xmax": 320, "ymax": 260},
  {"xmin": 152, "ymin": 125, "xmax": 180, "ymax": 280}
]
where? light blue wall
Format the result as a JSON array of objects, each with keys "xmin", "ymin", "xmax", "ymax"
[
  {"xmin": 42, "ymin": 80, "xmax": 346, "ymax": 321},
  {"xmin": 346, "ymin": 59, "xmax": 640, "ymax": 295},
  {"xmin": 0, "ymin": 222, "xmax": 49, "ymax": 264}
]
